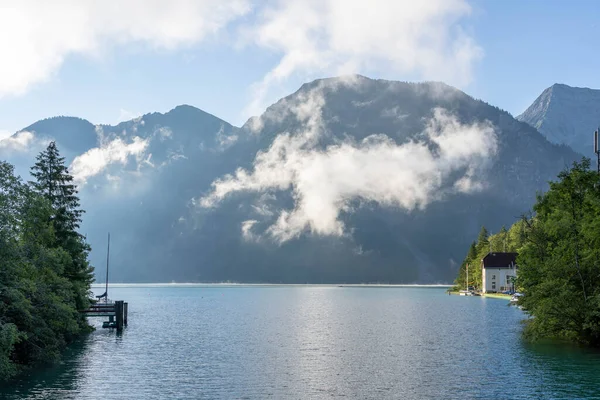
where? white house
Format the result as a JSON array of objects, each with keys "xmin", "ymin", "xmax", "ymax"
[{"xmin": 481, "ymin": 252, "xmax": 517, "ymax": 293}]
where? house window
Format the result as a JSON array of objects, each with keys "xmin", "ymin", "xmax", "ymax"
[
  {"xmin": 507, "ymin": 276, "xmax": 511, "ymax": 283},
  {"xmin": 492, "ymin": 283, "xmax": 496, "ymax": 290},
  {"xmin": 492, "ymin": 274, "xmax": 496, "ymax": 280}
]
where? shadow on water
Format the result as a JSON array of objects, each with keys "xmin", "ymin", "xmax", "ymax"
[
  {"xmin": 519, "ymin": 340, "xmax": 600, "ymax": 399},
  {"xmin": 0, "ymin": 329, "xmax": 123, "ymax": 400}
]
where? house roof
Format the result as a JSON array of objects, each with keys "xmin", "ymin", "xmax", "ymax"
[{"xmin": 482, "ymin": 252, "xmax": 517, "ymax": 269}]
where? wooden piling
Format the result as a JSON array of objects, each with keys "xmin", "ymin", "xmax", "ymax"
[
  {"xmin": 115, "ymin": 300, "xmax": 124, "ymax": 332},
  {"xmin": 81, "ymin": 300, "xmax": 129, "ymax": 331}
]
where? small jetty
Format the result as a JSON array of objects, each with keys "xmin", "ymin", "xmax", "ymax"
[
  {"xmin": 82, "ymin": 300, "xmax": 128, "ymax": 331},
  {"xmin": 80, "ymin": 233, "xmax": 129, "ymax": 332}
]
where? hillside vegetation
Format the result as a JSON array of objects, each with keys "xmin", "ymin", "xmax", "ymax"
[
  {"xmin": 455, "ymin": 158, "xmax": 600, "ymax": 346},
  {"xmin": 0, "ymin": 142, "xmax": 94, "ymax": 381}
]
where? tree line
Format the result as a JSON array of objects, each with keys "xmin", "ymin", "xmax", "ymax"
[
  {"xmin": 0, "ymin": 142, "xmax": 94, "ymax": 381},
  {"xmin": 453, "ymin": 222, "xmax": 526, "ymax": 290},
  {"xmin": 455, "ymin": 158, "xmax": 600, "ymax": 347}
]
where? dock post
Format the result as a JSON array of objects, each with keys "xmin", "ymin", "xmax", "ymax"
[
  {"xmin": 115, "ymin": 301, "xmax": 124, "ymax": 332},
  {"xmin": 124, "ymin": 302, "xmax": 128, "ymax": 326}
]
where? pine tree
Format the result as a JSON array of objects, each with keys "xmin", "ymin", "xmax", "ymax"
[
  {"xmin": 30, "ymin": 142, "xmax": 94, "ymax": 312},
  {"xmin": 476, "ymin": 226, "xmax": 489, "ymax": 254},
  {"xmin": 499, "ymin": 225, "xmax": 508, "ymax": 252},
  {"xmin": 30, "ymin": 142, "xmax": 83, "ymax": 241},
  {"xmin": 0, "ymin": 159, "xmax": 92, "ymax": 381},
  {"xmin": 467, "ymin": 241, "xmax": 477, "ymax": 261},
  {"xmin": 454, "ymin": 241, "xmax": 480, "ymax": 290}
]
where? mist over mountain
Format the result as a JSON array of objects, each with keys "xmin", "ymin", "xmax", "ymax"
[
  {"xmin": 0, "ymin": 75, "xmax": 580, "ymax": 283},
  {"xmin": 518, "ymin": 83, "xmax": 600, "ymax": 157}
]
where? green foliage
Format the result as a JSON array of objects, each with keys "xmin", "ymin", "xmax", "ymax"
[
  {"xmin": 456, "ymin": 158, "xmax": 600, "ymax": 346},
  {"xmin": 490, "ymin": 226, "xmax": 508, "ymax": 252},
  {"xmin": 454, "ymin": 241, "xmax": 479, "ymax": 290},
  {"xmin": 0, "ymin": 142, "xmax": 94, "ymax": 382},
  {"xmin": 454, "ymin": 224, "xmax": 507, "ymax": 291},
  {"xmin": 30, "ymin": 142, "xmax": 94, "ymax": 318},
  {"xmin": 518, "ymin": 159, "xmax": 600, "ymax": 346},
  {"xmin": 0, "ymin": 323, "xmax": 20, "ymax": 379}
]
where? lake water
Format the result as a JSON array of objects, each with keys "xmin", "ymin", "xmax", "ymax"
[{"xmin": 2, "ymin": 285, "xmax": 600, "ymax": 399}]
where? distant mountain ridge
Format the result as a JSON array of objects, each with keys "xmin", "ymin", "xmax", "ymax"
[
  {"xmin": 23, "ymin": 116, "xmax": 97, "ymax": 155},
  {"xmin": 0, "ymin": 75, "xmax": 582, "ymax": 283},
  {"xmin": 518, "ymin": 83, "xmax": 600, "ymax": 157}
]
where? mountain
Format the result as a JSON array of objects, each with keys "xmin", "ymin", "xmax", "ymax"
[
  {"xmin": 0, "ymin": 76, "xmax": 580, "ymax": 283},
  {"xmin": 517, "ymin": 83, "xmax": 600, "ymax": 157},
  {"xmin": 23, "ymin": 116, "xmax": 98, "ymax": 155}
]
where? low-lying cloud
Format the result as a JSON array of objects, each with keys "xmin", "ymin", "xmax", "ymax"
[
  {"xmin": 201, "ymin": 85, "xmax": 497, "ymax": 243},
  {"xmin": 0, "ymin": 130, "xmax": 12, "ymax": 141},
  {"xmin": 0, "ymin": 131, "xmax": 38, "ymax": 152},
  {"xmin": 70, "ymin": 136, "xmax": 149, "ymax": 185}
]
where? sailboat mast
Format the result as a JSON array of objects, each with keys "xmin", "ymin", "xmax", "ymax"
[
  {"xmin": 105, "ymin": 233, "xmax": 110, "ymax": 301},
  {"xmin": 466, "ymin": 263, "xmax": 468, "ymax": 289}
]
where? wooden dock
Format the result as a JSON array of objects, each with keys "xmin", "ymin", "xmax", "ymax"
[
  {"xmin": 81, "ymin": 300, "xmax": 128, "ymax": 331},
  {"xmin": 83, "ymin": 234, "xmax": 128, "ymax": 331}
]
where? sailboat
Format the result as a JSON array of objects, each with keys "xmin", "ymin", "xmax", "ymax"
[
  {"xmin": 94, "ymin": 233, "xmax": 111, "ymax": 304},
  {"xmin": 459, "ymin": 263, "xmax": 472, "ymax": 296}
]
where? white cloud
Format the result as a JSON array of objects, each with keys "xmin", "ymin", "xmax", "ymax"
[
  {"xmin": 0, "ymin": 131, "xmax": 37, "ymax": 152},
  {"xmin": 241, "ymin": 220, "xmax": 259, "ymax": 241},
  {"xmin": 0, "ymin": 0, "xmax": 251, "ymax": 97},
  {"xmin": 246, "ymin": 75, "xmax": 333, "ymax": 134},
  {"xmin": 0, "ymin": 0, "xmax": 482, "ymax": 125},
  {"xmin": 0, "ymin": 130, "xmax": 11, "ymax": 141},
  {"xmin": 251, "ymin": 193, "xmax": 276, "ymax": 217},
  {"xmin": 201, "ymin": 84, "xmax": 497, "ymax": 243},
  {"xmin": 70, "ymin": 136, "xmax": 150, "ymax": 185},
  {"xmin": 380, "ymin": 107, "xmax": 409, "ymax": 120},
  {"xmin": 215, "ymin": 124, "xmax": 239, "ymax": 150},
  {"xmin": 243, "ymin": 0, "xmax": 482, "ymax": 116},
  {"xmin": 154, "ymin": 126, "xmax": 173, "ymax": 141}
]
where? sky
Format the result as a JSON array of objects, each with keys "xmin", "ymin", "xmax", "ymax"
[{"xmin": 0, "ymin": 0, "xmax": 599, "ymax": 140}]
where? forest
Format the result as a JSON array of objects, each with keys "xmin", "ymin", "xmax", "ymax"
[
  {"xmin": 0, "ymin": 142, "xmax": 94, "ymax": 382},
  {"xmin": 455, "ymin": 158, "xmax": 600, "ymax": 346}
]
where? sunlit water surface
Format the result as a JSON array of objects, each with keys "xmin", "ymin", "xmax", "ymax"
[{"xmin": 2, "ymin": 285, "xmax": 600, "ymax": 399}]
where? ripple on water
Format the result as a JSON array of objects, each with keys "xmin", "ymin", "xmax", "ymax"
[{"xmin": 2, "ymin": 286, "xmax": 600, "ymax": 400}]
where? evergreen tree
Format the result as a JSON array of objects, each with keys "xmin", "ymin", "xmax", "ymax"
[
  {"xmin": 475, "ymin": 226, "xmax": 489, "ymax": 254},
  {"xmin": 467, "ymin": 241, "xmax": 477, "ymax": 261},
  {"xmin": 507, "ymin": 220, "xmax": 527, "ymax": 252},
  {"xmin": 488, "ymin": 226, "xmax": 508, "ymax": 252},
  {"xmin": 0, "ymin": 160, "xmax": 92, "ymax": 381},
  {"xmin": 499, "ymin": 226, "xmax": 508, "ymax": 252},
  {"xmin": 454, "ymin": 241, "xmax": 480, "ymax": 290},
  {"xmin": 30, "ymin": 141, "xmax": 83, "ymax": 240},
  {"xmin": 30, "ymin": 142, "xmax": 94, "ymax": 314}
]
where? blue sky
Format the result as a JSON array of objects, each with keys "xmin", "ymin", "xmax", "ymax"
[{"xmin": 0, "ymin": 0, "xmax": 598, "ymax": 138}]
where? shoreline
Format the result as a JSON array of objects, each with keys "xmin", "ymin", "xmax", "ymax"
[
  {"xmin": 448, "ymin": 291, "xmax": 512, "ymax": 300},
  {"xmin": 91, "ymin": 283, "xmax": 454, "ymax": 288}
]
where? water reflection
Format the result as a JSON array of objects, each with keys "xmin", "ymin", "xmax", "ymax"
[
  {"xmin": 1, "ymin": 286, "xmax": 599, "ymax": 399},
  {"xmin": 520, "ymin": 341, "xmax": 600, "ymax": 399},
  {"xmin": 2, "ymin": 335, "xmax": 91, "ymax": 399}
]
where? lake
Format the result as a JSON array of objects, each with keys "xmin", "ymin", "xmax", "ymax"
[{"xmin": 2, "ymin": 285, "xmax": 600, "ymax": 399}]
